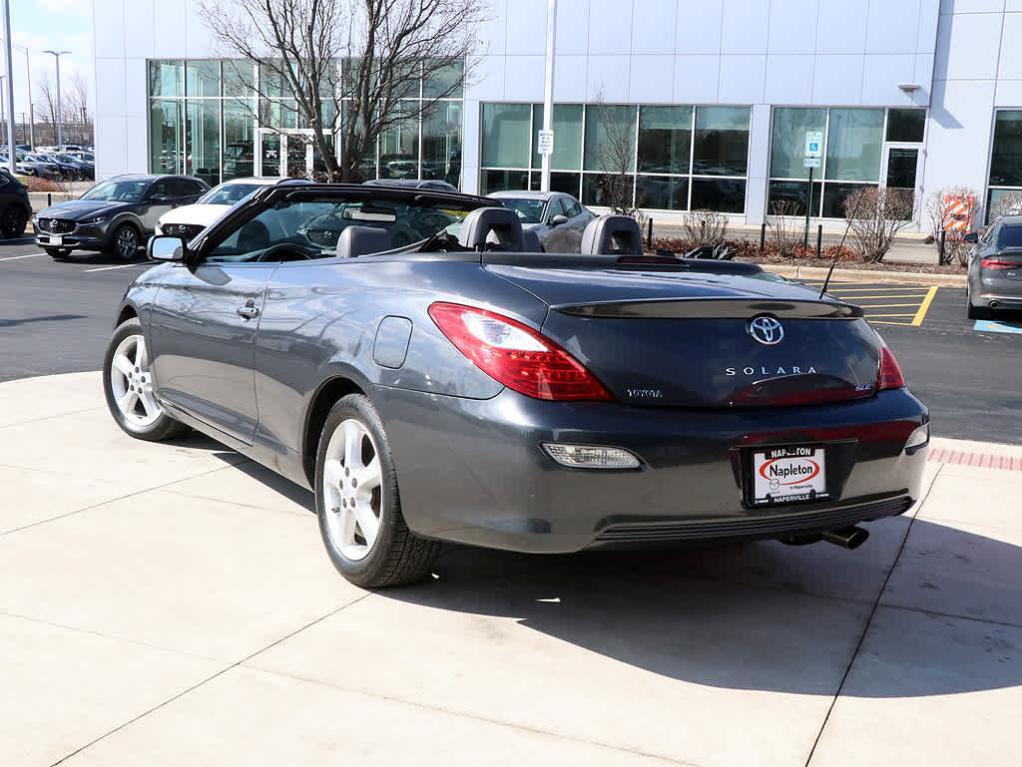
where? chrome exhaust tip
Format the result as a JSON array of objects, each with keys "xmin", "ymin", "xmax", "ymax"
[
  {"xmin": 821, "ymin": 526, "xmax": 870, "ymax": 550},
  {"xmin": 989, "ymin": 300, "xmax": 1000, "ymax": 309}
]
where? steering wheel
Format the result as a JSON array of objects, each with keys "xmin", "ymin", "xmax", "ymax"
[{"xmin": 255, "ymin": 243, "xmax": 318, "ymax": 262}]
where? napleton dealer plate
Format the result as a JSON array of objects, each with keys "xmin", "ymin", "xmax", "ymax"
[{"xmin": 752, "ymin": 446, "xmax": 828, "ymax": 505}]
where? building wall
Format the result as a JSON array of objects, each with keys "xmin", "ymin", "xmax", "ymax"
[{"xmin": 94, "ymin": 0, "xmax": 955, "ymax": 224}]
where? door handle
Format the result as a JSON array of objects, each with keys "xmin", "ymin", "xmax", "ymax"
[{"xmin": 236, "ymin": 304, "xmax": 260, "ymax": 320}]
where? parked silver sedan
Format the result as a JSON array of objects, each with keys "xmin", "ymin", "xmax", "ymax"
[{"xmin": 487, "ymin": 190, "xmax": 595, "ymax": 251}]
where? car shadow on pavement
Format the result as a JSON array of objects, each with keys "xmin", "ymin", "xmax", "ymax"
[
  {"xmin": 377, "ymin": 520, "xmax": 1022, "ymax": 699},
  {"xmin": 49, "ymin": 252, "xmax": 151, "ymax": 266},
  {"xmin": 0, "ymin": 314, "xmax": 87, "ymax": 327}
]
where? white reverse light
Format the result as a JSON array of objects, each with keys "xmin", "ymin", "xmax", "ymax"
[
  {"xmin": 542, "ymin": 443, "xmax": 641, "ymax": 470},
  {"xmin": 905, "ymin": 424, "xmax": 930, "ymax": 452},
  {"xmin": 462, "ymin": 311, "xmax": 547, "ymax": 351}
]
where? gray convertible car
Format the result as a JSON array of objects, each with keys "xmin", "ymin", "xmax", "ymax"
[{"xmin": 104, "ymin": 182, "xmax": 930, "ymax": 588}]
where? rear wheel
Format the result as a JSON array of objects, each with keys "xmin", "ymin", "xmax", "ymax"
[
  {"xmin": 110, "ymin": 224, "xmax": 140, "ymax": 262},
  {"xmin": 0, "ymin": 205, "xmax": 28, "ymax": 239},
  {"xmin": 103, "ymin": 318, "xmax": 188, "ymax": 441},
  {"xmin": 315, "ymin": 394, "xmax": 440, "ymax": 588}
]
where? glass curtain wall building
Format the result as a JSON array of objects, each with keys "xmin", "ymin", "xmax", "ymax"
[
  {"xmin": 479, "ymin": 102, "xmax": 751, "ymax": 213},
  {"xmin": 148, "ymin": 59, "xmax": 464, "ymax": 188}
]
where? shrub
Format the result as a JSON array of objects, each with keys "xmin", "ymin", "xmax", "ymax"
[
  {"xmin": 680, "ymin": 209, "xmax": 728, "ymax": 247},
  {"xmin": 925, "ymin": 186, "xmax": 978, "ymax": 266},
  {"xmin": 843, "ymin": 186, "xmax": 914, "ymax": 263},
  {"xmin": 767, "ymin": 199, "xmax": 805, "ymax": 260}
]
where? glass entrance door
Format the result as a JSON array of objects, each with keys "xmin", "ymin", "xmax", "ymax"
[
  {"xmin": 256, "ymin": 130, "xmax": 333, "ymax": 179},
  {"xmin": 882, "ymin": 146, "xmax": 920, "ymax": 221}
]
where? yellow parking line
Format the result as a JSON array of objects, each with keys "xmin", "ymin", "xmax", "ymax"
[
  {"xmin": 837, "ymin": 294, "xmax": 930, "ymax": 300},
  {"xmin": 855, "ymin": 302, "xmax": 926, "ymax": 308},
  {"xmin": 864, "ymin": 313, "xmax": 917, "ymax": 318},
  {"xmin": 827, "ymin": 286, "xmax": 929, "ymax": 292},
  {"xmin": 870, "ymin": 320, "xmax": 914, "ymax": 326},
  {"xmin": 911, "ymin": 286, "xmax": 939, "ymax": 327}
]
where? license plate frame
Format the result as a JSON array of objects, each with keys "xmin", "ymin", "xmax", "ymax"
[
  {"xmin": 48, "ymin": 234, "xmax": 62, "ymax": 246},
  {"xmin": 747, "ymin": 445, "xmax": 829, "ymax": 507}
]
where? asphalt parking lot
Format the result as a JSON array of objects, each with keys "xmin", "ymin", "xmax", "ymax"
[{"xmin": 2, "ymin": 240, "xmax": 1019, "ymax": 442}]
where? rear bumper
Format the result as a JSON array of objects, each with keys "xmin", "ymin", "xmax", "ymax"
[{"xmin": 374, "ymin": 386, "xmax": 929, "ymax": 553}]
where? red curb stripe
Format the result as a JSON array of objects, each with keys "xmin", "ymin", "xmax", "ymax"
[{"xmin": 928, "ymin": 448, "xmax": 1022, "ymax": 472}]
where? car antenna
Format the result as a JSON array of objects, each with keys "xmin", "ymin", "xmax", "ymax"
[{"xmin": 819, "ymin": 190, "xmax": 866, "ymax": 299}]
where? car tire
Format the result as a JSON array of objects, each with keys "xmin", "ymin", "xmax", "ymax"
[
  {"xmin": 315, "ymin": 394, "xmax": 441, "ymax": 589},
  {"xmin": 103, "ymin": 318, "xmax": 188, "ymax": 442},
  {"xmin": 110, "ymin": 223, "xmax": 141, "ymax": 262},
  {"xmin": 0, "ymin": 205, "xmax": 27, "ymax": 239}
]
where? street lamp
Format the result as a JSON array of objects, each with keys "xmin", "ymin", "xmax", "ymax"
[
  {"xmin": 43, "ymin": 49, "xmax": 69, "ymax": 151},
  {"xmin": 2, "ymin": 0, "xmax": 15, "ymax": 173},
  {"xmin": 539, "ymin": 0, "xmax": 557, "ymax": 193}
]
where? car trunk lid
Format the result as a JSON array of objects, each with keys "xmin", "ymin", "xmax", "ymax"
[{"xmin": 486, "ymin": 262, "xmax": 881, "ymax": 408}]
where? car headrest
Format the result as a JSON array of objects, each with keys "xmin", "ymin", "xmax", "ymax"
[
  {"xmin": 458, "ymin": 207, "xmax": 524, "ymax": 252},
  {"xmin": 336, "ymin": 226, "xmax": 393, "ymax": 259},
  {"xmin": 238, "ymin": 220, "xmax": 271, "ymax": 251},
  {"xmin": 521, "ymin": 228, "xmax": 544, "ymax": 253},
  {"xmin": 580, "ymin": 215, "xmax": 644, "ymax": 256}
]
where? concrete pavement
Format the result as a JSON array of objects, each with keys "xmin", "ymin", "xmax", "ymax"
[{"xmin": 2, "ymin": 372, "xmax": 1022, "ymax": 766}]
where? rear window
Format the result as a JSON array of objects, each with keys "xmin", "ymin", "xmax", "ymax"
[{"xmin": 997, "ymin": 225, "xmax": 1022, "ymax": 248}]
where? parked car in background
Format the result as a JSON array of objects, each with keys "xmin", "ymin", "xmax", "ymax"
[
  {"xmin": 0, "ymin": 168, "xmax": 31, "ymax": 239},
  {"xmin": 17, "ymin": 154, "xmax": 60, "ymax": 179},
  {"xmin": 36, "ymin": 153, "xmax": 85, "ymax": 180},
  {"xmin": 363, "ymin": 178, "xmax": 458, "ymax": 192},
  {"xmin": 486, "ymin": 190, "xmax": 596, "ymax": 249},
  {"xmin": 34, "ymin": 174, "xmax": 209, "ymax": 261},
  {"xmin": 60, "ymin": 154, "xmax": 95, "ymax": 180},
  {"xmin": 156, "ymin": 177, "xmax": 280, "ymax": 240},
  {"xmin": 966, "ymin": 217, "xmax": 1022, "ymax": 318}
]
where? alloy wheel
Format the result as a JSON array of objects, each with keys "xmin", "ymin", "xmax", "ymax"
[
  {"xmin": 321, "ymin": 418, "xmax": 384, "ymax": 561},
  {"xmin": 108, "ymin": 334, "xmax": 162, "ymax": 428},
  {"xmin": 116, "ymin": 227, "xmax": 138, "ymax": 260}
]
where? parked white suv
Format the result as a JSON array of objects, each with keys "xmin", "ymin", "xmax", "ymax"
[{"xmin": 155, "ymin": 178, "xmax": 280, "ymax": 240}]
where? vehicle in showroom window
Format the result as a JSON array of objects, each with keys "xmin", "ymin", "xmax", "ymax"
[
  {"xmin": 104, "ymin": 182, "xmax": 929, "ymax": 588},
  {"xmin": 155, "ymin": 177, "xmax": 283, "ymax": 241},
  {"xmin": 34, "ymin": 174, "xmax": 209, "ymax": 261},
  {"xmin": 965, "ymin": 217, "xmax": 1022, "ymax": 318}
]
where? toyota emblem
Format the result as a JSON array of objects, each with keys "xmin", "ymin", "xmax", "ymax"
[{"xmin": 748, "ymin": 316, "xmax": 784, "ymax": 346}]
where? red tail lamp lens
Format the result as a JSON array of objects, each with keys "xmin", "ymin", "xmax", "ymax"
[
  {"xmin": 428, "ymin": 302, "xmax": 613, "ymax": 402},
  {"xmin": 981, "ymin": 258, "xmax": 1017, "ymax": 270},
  {"xmin": 877, "ymin": 346, "xmax": 906, "ymax": 391}
]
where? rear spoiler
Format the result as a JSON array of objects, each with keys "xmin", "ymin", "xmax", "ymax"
[
  {"xmin": 481, "ymin": 252, "xmax": 765, "ymax": 275},
  {"xmin": 552, "ymin": 297, "xmax": 863, "ymax": 320}
]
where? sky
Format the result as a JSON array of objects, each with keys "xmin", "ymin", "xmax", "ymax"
[{"xmin": 3, "ymin": 0, "xmax": 94, "ymax": 118}]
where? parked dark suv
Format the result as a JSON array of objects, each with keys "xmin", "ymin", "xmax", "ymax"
[
  {"xmin": 0, "ymin": 167, "xmax": 31, "ymax": 239},
  {"xmin": 34, "ymin": 174, "xmax": 209, "ymax": 261}
]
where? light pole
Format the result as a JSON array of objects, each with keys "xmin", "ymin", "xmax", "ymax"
[
  {"xmin": 539, "ymin": 0, "xmax": 557, "ymax": 193},
  {"xmin": 43, "ymin": 49, "xmax": 69, "ymax": 151},
  {"xmin": 2, "ymin": 0, "xmax": 15, "ymax": 173},
  {"xmin": 14, "ymin": 44, "xmax": 32, "ymax": 149},
  {"xmin": 0, "ymin": 75, "xmax": 6, "ymax": 149}
]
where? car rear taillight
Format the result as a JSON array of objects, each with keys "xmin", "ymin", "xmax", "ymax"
[
  {"xmin": 980, "ymin": 258, "xmax": 1017, "ymax": 270},
  {"xmin": 428, "ymin": 302, "xmax": 613, "ymax": 402},
  {"xmin": 877, "ymin": 346, "xmax": 906, "ymax": 391}
]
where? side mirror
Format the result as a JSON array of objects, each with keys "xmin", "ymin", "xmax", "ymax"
[
  {"xmin": 963, "ymin": 231, "xmax": 979, "ymax": 244},
  {"xmin": 149, "ymin": 235, "xmax": 188, "ymax": 262},
  {"xmin": 549, "ymin": 214, "xmax": 569, "ymax": 227}
]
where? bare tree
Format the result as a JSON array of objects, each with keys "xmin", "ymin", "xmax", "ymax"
[
  {"xmin": 63, "ymin": 72, "xmax": 93, "ymax": 145},
  {"xmin": 768, "ymin": 199, "xmax": 804, "ymax": 260},
  {"xmin": 36, "ymin": 73, "xmax": 59, "ymax": 145},
  {"xmin": 924, "ymin": 186, "xmax": 979, "ymax": 266},
  {"xmin": 844, "ymin": 186, "xmax": 914, "ymax": 263},
  {"xmin": 681, "ymin": 210, "xmax": 728, "ymax": 247},
  {"xmin": 589, "ymin": 89, "xmax": 641, "ymax": 219},
  {"xmin": 200, "ymin": 0, "xmax": 484, "ymax": 182}
]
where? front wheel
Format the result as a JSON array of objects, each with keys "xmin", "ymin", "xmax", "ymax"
[
  {"xmin": 103, "ymin": 318, "xmax": 188, "ymax": 441},
  {"xmin": 110, "ymin": 224, "xmax": 140, "ymax": 262},
  {"xmin": 0, "ymin": 205, "xmax": 27, "ymax": 239},
  {"xmin": 315, "ymin": 394, "xmax": 440, "ymax": 588}
]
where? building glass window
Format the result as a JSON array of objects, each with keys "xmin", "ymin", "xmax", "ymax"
[
  {"xmin": 480, "ymin": 101, "xmax": 750, "ymax": 213},
  {"xmin": 186, "ymin": 99, "xmax": 221, "ymax": 187},
  {"xmin": 532, "ymin": 104, "xmax": 583, "ymax": 171},
  {"xmin": 693, "ymin": 106, "xmax": 749, "ymax": 176},
  {"xmin": 223, "ymin": 99, "xmax": 255, "ymax": 180},
  {"xmin": 150, "ymin": 99, "xmax": 184, "ymax": 174},
  {"xmin": 149, "ymin": 61, "xmax": 183, "ymax": 98},
  {"xmin": 148, "ymin": 57, "xmax": 464, "ymax": 187},
  {"xmin": 825, "ymin": 108, "xmax": 884, "ymax": 182},
  {"xmin": 987, "ymin": 110, "xmax": 1022, "ymax": 220},
  {"xmin": 422, "ymin": 101, "xmax": 463, "ymax": 186},
  {"xmin": 638, "ymin": 106, "xmax": 691, "ymax": 175},
  {"xmin": 769, "ymin": 106, "xmax": 923, "ymax": 219},
  {"xmin": 886, "ymin": 109, "xmax": 926, "ymax": 143}
]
